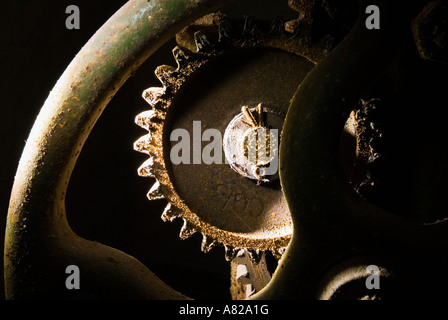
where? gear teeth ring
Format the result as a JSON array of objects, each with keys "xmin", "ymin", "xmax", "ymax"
[{"xmin": 134, "ymin": 13, "xmax": 332, "ymax": 261}]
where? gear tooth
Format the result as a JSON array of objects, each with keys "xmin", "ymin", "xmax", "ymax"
[
  {"xmin": 147, "ymin": 180, "xmax": 164, "ymax": 200},
  {"xmin": 172, "ymin": 46, "xmax": 193, "ymax": 69},
  {"xmin": 248, "ymin": 249, "xmax": 263, "ymax": 264},
  {"xmin": 230, "ymin": 248, "xmax": 272, "ymax": 299},
  {"xmin": 137, "ymin": 157, "xmax": 155, "ymax": 178},
  {"xmin": 288, "ymin": 0, "xmax": 301, "ymax": 11},
  {"xmin": 142, "ymin": 87, "xmax": 165, "ymax": 107},
  {"xmin": 285, "ymin": 0, "xmax": 315, "ymax": 35},
  {"xmin": 133, "ymin": 134, "xmax": 153, "ymax": 154},
  {"xmin": 201, "ymin": 234, "xmax": 217, "ymax": 253},
  {"xmin": 194, "ymin": 31, "xmax": 212, "ymax": 52},
  {"xmin": 224, "ymin": 245, "xmax": 239, "ymax": 261},
  {"xmin": 285, "ymin": 19, "xmax": 300, "ymax": 34},
  {"xmin": 135, "ymin": 110, "xmax": 158, "ymax": 130},
  {"xmin": 155, "ymin": 65, "xmax": 177, "ymax": 87},
  {"xmin": 161, "ymin": 203, "xmax": 180, "ymax": 222},
  {"xmin": 271, "ymin": 247, "xmax": 287, "ymax": 260},
  {"xmin": 176, "ymin": 13, "xmax": 225, "ymax": 52},
  {"xmin": 179, "ymin": 219, "xmax": 197, "ymax": 240}
]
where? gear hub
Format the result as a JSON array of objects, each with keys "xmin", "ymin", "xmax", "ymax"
[{"xmin": 223, "ymin": 104, "xmax": 282, "ymax": 183}]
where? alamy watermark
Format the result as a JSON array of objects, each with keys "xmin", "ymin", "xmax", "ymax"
[
  {"xmin": 66, "ymin": 5, "xmax": 80, "ymax": 30},
  {"xmin": 365, "ymin": 5, "xmax": 380, "ymax": 30},
  {"xmin": 365, "ymin": 265, "xmax": 380, "ymax": 290},
  {"xmin": 65, "ymin": 265, "xmax": 80, "ymax": 290},
  {"xmin": 64, "ymin": 4, "xmax": 379, "ymax": 31},
  {"xmin": 169, "ymin": 120, "xmax": 279, "ymax": 177}
]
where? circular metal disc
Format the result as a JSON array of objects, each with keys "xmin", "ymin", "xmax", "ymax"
[{"xmin": 165, "ymin": 47, "xmax": 314, "ymax": 239}]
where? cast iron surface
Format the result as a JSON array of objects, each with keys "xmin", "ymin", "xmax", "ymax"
[
  {"xmin": 253, "ymin": 0, "xmax": 448, "ymax": 299},
  {"xmin": 5, "ymin": 0, "xmax": 448, "ymax": 300},
  {"xmin": 132, "ymin": 14, "xmax": 332, "ymax": 259},
  {"xmin": 5, "ymin": 0, "xmax": 234, "ymax": 299}
]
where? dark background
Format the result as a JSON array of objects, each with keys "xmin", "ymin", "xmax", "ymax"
[{"xmin": 0, "ymin": 0, "xmax": 298, "ymax": 300}]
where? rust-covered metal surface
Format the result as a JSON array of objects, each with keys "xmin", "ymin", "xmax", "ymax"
[
  {"xmin": 253, "ymin": 0, "xmax": 448, "ymax": 299},
  {"xmin": 133, "ymin": 14, "xmax": 332, "ymax": 261},
  {"xmin": 5, "ymin": 0, "xmax": 234, "ymax": 299},
  {"xmin": 6, "ymin": 0, "xmax": 448, "ymax": 301}
]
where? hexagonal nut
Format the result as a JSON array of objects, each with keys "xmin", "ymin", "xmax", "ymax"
[{"xmin": 412, "ymin": 0, "xmax": 448, "ymax": 64}]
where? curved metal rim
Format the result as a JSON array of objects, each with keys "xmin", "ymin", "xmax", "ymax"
[
  {"xmin": 251, "ymin": 0, "xmax": 444, "ymax": 300},
  {"xmin": 5, "ymin": 0, "xmax": 235, "ymax": 299},
  {"xmin": 6, "ymin": 0, "xmax": 441, "ymax": 300}
]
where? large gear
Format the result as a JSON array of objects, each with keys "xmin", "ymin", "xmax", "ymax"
[{"xmin": 133, "ymin": 12, "xmax": 333, "ymax": 262}]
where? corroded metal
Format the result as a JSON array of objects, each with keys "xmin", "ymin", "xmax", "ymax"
[
  {"xmin": 223, "ymin": 104, "xmax": 282, "ymax": 182},
  {"xmin": 133, "ymin": 15, "xmax": 332, "ymax": 259},
  {"xmin": 7, "ymin": 0, "xmax": 445, "ymax": 301},
  {"xmin": 5, "ymin": 0, "xmax": 235, "ymax": 299},
  {"xmin": 252, "ymin": 0, "xmax": 448, "ymax": 300},
  {"xmin": 285, "ymin": 0, "xmax": 315, "ymax": 34},
  {"xmin": 230, "ymin": 249, "xmax": 271, "ymax": 299}
]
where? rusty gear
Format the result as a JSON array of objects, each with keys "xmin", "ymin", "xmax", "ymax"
[{"xmin": 133, "ymin": 13, "xmax": 332, "ymax": 261}]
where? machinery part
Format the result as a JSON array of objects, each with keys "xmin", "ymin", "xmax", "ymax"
[
  {"xmin": 223, "ymin": 104, "xmax": 282, "ymax": 183},
  {"xmin": 316, "ymin": 257, "xmax": 394, "ymax": 300},
  {"xmin": 412, "ymin": 0, "xmax": 448, "ymax": 64},
  {"xmin": 286, "ymin": 0, "xmax": 358, "ymax": 46},
  {"xmin": 133, "ymin": 13, "xmax": 333, "ymax": 259},
  {"xmin": 285, "ymin": 0, "xmax": 315, "ymax": 35},
  {"xmin": 230, "ymin": 249, "xmax": 272, "ymax": 299},
  {"xmin": 351, "ymin": 98, "xmax": 386, "ymax": 201},
  {"xmin": 4, "ymin": 0, "xmax": 236, "ymax": 300},
  {"xmin": 8, "ymin": 0, "xmax": 445, "ymax": 301},
  {"xmin": 251, "ymin": 0, "xmax": 448, "ymax": 300}
]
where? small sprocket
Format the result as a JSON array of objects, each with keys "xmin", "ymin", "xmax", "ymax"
[{"xmin": 133, "ymin": 13, "xmax": 332, "ymax": 261}]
